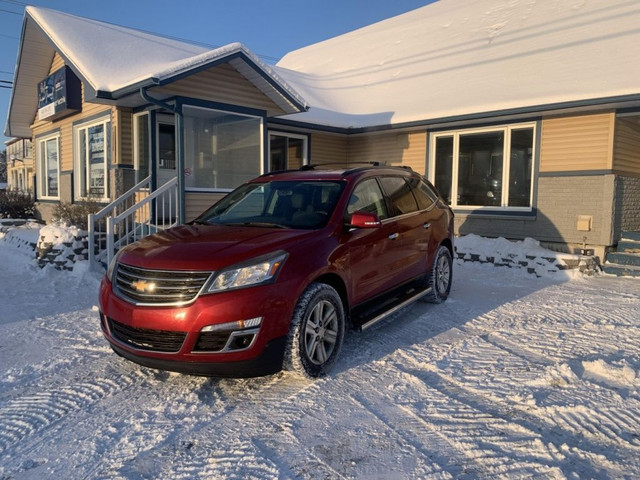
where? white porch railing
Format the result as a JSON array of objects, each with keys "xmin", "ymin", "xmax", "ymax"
[{"xmin": 88, "ymin": 176, "xmax": 179, "ymax": 268}]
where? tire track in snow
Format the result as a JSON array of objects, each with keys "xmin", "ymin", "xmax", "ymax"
[
  {"xmin": 86, "ymin": 373, "xmax": 315, "ymax": 480},
  {"xmin": 395, "ymin": 362, "xmax": 635, "ymax": 478},
  {"xmin": 349, "ymin": 391, "xmax": 469, "ymax": 478},
  {"xmin": 0, "ymin": 369, "xmax": 143, "ymax": 456},
  {"xmin": 340, "ymin": 361, "xmax": 566, "ymax": 479},
  {"xmin": 250, "ymin": 379, "xmax": 442, "ymax": 479}
]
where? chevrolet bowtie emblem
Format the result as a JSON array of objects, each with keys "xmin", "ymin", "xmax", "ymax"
[{"xmin": 131, "ymin": 280, "xmax": 156, "ymax": 293}]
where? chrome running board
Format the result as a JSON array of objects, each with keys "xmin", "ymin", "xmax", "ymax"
[{"xmin": 360, "ymin": 286, "xmax": 432, "ymax": 331}]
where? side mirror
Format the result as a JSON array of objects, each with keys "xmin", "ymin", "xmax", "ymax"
[{"xmin": 349, "ymin": 211, "xmax": 382, "ymax": 229}]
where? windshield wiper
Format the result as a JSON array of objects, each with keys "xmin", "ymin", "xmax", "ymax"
[{"xmin": 234, "ymin": 222, "xmax": 288, "ymax": 229}]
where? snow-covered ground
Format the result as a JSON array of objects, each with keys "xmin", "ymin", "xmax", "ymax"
[{"xmin": 1, "ymin": 224, "xmax": 639, "ymax": 479}]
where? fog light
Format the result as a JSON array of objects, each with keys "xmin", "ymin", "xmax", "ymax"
[
  {"xmin": 200, "ymin": 317, "xmax": 262, "ymax": 333},
  {"xmin": 229, "ymin": 333, "xmax": 256, "ymax": 350}
]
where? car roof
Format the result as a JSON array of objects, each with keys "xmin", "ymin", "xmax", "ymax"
[{"xmin": 253, "ymin": 165, "xmax": 417, "ymax": 183}]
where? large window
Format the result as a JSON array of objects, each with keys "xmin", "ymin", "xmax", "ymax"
[
  {"xmin": 183, "ymin": 105, "xmax": 263, "ymax": 191},
  {"xmin": 37, "ymin": 133, "xmax": 60, "ymax": 199},
  {"xmin": 429, "ymin": 124, "xmax": 535, "ymax": 210},
  {"xmin": 74, "ymin": 117, "xmax": 111, "ymax": 200},
  {"xmin": 269, "ymin": 132, "xmax": 308, "ymax": 171}
]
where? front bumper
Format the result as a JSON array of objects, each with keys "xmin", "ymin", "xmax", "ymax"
[
  {"xmin": 98, "ymin": 276, "xmax": 297, "ymax": 377},
  {"xmin": 109, "ymin": 336, "xmax": 287, "ymax": 377}
]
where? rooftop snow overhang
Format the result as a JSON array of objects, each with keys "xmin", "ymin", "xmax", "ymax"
[
  {"xmin": 94, "ymin": 46, "xmax": 308, "ymax": 115},
  {"xmin": 5, "ymin": 8, "xmax": 307, "ymax": 138}
]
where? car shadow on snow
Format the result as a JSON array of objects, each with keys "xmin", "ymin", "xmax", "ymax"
[{"xmin": 330, "ymin": 260, "xmax": 573, "ymax": 377}]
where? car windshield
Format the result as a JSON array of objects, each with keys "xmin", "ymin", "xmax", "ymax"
[{"xmin": 195, "ymin": 180, "xmax": 345, "ymax": 229}]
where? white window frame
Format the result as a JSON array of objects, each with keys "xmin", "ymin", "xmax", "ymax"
[
  {"xmin": 36, "ymin": 132, "xmax": 60, "ymax": 200},
  {"xmin": 73, "ymin": 116, "xmax": 111, "ymax": 201},
  {"xmin": 183, "ymin": 105, "xmax": 264, "ymax": 193},
  {"xmin": 428, "ymin": 122, "xmax": 536, "ymax": 212},
  {"xmin": 133, "ymin": 111, "xmax": 151, "ymax": 184},
  {"xmin": 268, "ymin": 130, "xmax": 309, "ymax": 171}
]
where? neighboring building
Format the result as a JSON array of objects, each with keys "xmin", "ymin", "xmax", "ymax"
[
  {"xmin": 4, "ymin": 1, "xmax": 640, "ymax": 262},
  {"xmin": 4, "ymin": 138, "xmax": 33, "ymax": 194}
]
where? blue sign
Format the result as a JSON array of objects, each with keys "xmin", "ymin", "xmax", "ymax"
[{"xmin": 37, "ymin": 66, "xmax": 81, "ymax": 121}]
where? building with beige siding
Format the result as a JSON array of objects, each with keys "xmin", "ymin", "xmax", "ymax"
[
  {"xmin": 4, "ymin": 1, "xmax": 640, "ymax": 264},
  {"xmin": 4, "ymin": 137, "xmax": 33, "ymax": 194}
]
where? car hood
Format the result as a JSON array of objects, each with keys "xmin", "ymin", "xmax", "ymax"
[{"xmin": 117, "ymin": 224, "xmax": 319, "ymax": 271}]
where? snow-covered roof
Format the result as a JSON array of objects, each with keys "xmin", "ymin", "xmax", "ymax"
[
  {"xmin": 276, "ymin": 0, "xmax": 640, "ymax": 129},
  {"xmin": 5, "ymin": 7, "xmax": 307, "ymax": 137},
  {"xmin": 6, "ymin": 1, "xmax": 640, "ymax": 137}
]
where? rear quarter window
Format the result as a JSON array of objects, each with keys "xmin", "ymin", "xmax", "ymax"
[
  {"xmin": 407, "ymin": 177, "xmax": 438, "ymax": 210},
  {"xmin": 378, "ymin": 176, "xmax": 419, "ymax": 216}
]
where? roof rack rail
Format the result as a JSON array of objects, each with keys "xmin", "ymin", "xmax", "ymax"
[
  {"xmin": 299, "ymin": 162, "xmax": 380, "ymax": 171},
  {"xmin": 341, "ymin": 163, "xmax": 416, "ymax": 176}
]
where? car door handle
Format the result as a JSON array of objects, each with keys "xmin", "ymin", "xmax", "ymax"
[
  {"xmin": 388, "ymin": 233, "xmax": 399, "ymax": 240},
  {"xmin": 423, "ymin": 222, "xmax": 431, "ymax": 229}
]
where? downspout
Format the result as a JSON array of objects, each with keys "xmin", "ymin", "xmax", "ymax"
[{"xmin": 140, "ymin": 87, "xmax": 185, "ymax": 224}]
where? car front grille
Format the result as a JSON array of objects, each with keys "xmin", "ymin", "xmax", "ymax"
[
  {"xmin": 114, "ymin": 263, "xmax": 212, "ymax": 306},
  {"xmin": 107, "ymin": 317, "xmax": 187, "ymax": 353}
]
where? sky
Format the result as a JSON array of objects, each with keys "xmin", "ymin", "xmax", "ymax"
[{"xmin": 0, "ymin": 0, "xmax": 432, "ymax": 146}]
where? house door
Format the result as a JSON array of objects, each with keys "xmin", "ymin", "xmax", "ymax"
[
  {"xmin": 155, "ymin": 115, "xmax": 177, "ymax": 221},
  {"xmin": 156, "ymin": 116, "xmax": 176, "ymax": 188}
]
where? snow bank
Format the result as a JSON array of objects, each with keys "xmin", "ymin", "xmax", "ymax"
[
  {"xmin": 0, "ymin": 220, "xmax": 41, "ymax": 254},
  {"xmin": 455, "ymin": 234, "xmax": 594, "ymax": 277},
  {"xmin": 38, "ymin": 222, "xmax": 86, "ymax": 247}
]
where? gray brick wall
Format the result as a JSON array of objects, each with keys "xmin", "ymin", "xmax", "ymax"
[
  {"xmin": 456, "ymin": 174, "xmax": 615, "ymax": 250},
  {"xmin": 614, "ymin": 175, "xmax": 640, "ymax": 241}
]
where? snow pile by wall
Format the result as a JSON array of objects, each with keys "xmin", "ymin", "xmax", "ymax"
[
  {"xmin": 455, "ymin": 234, "xmax": 598, "ymax": 277},
  {"xmin": 36, "ymin": 222, "xmax": 89, "ymax": 271},
  {"xmin": 0, "ymin": 220, "xmax": 41, "ymax": 254}
]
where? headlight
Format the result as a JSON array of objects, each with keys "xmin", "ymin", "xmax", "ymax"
[
  {"xmin": 207, "ymin": 251, "xmax": 288, "ymax": 293},
  {"xmin": 106, "ymin": 249, "xmax": 124, "ymax": 282}
]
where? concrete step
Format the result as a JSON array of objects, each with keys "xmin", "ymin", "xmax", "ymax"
[
  {"xmin": 601, "ymin": 263, "xmax": 640, "ymax": 278},
  {"xmin": 606, "ymin": 252, "xmax": 640, "ymax": 267},
  {"xmin": 621, "ymin": 231, "xmax": 640, "ymax": 242},
  {"xmin": 617, "ymin": 240, "xmax": 640, "ymax": 254}
]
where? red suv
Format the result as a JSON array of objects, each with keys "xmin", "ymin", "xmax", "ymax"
[{"xmin": 98, "ymin": 166, "xmax": 454, "ymax": 378}]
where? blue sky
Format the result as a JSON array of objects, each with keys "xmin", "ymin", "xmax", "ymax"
[{"xmin": 0, "ymin": 0, "xmax": 431, "ymax": 146}]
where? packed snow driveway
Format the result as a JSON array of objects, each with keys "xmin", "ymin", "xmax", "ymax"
[{"xmin": 0, "ymin": 239, "xmax": 639, "ymax": 479}]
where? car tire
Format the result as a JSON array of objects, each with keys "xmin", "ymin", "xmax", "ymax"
[
  {"xmin": 284, "ymin": 282, "xmax": 345, "ymax": 378},
  {"xmin": 423, "ymin": 245, "xmax": 453, "ymax": 304}
]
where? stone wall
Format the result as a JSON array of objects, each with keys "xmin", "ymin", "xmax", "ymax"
[
  {"xmin": 36, "ymin": 228, "xmax": 89, "ymax": 271},
  {"xmin": 614, "ymin": 175, "xmax": 640, "ymax": 241}
]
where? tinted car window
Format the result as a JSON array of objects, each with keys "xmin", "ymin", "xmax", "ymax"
[
  {"xmin": 347, "ymin": 178, "xmax": 388, "ymax": 220},
  {"xmin": 379, "ymin": 176, "xmax": 419, "ymax": 216},
  {"xmin": 197, "ymin": 180, "xmax": 344, "ymax": 229},
  {"xmin": 407, "ymin": 177, "xmax": 438, "ymax": 210}
]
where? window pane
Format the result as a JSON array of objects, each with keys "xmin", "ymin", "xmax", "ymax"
[
  {"xmin": 269, "ymin": 135, "xmax": 287, "ymax": 172},
  {"xmin": 458, "ymin": 132, "xmax": 503, "ymax": 206},
  {"xmin": 158, "ymin": 123, "xmax": 176, "ymax": 170},
  {"xmin": 45, "ymin": 138, "xmax": 58, "ymax": 197},
  {"xmin": 88, "ymin": 124, "xmax": 106, "ymax": 196},
  {"xmin": 269, "ymin": 135, "xmax": 305, "ymax": 171},
  {"xmin": 408, "ymin": 177, "xmax": 437, "ymax": 210},
  {"xmin": 287, "ymin": 138, "xmax": 304, "ymax": 169},
  {"xmin": 184, "ymin": 106, "xmax": 261, "ymax": 190},
  {"xmin": 79, "ymin": 130, "xmax": 87, "ymax": 197},
  {"xmin": 347, "ymin": 178, "xmax": 388, "ymax": 220},
  {"xmin": 434, "ymin": 136, "xmax": 453, "ymax": 204},
  {"xmin": 509, "ymin": 128, "xmax": 533, "ymax": 207},
  {"xmin": 379, "ymin": 176, "xmax": 418, "ymax": 215},
  {"xmin": 136, "ymin": 114, "xmax": 150, "ymax": 179}
]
